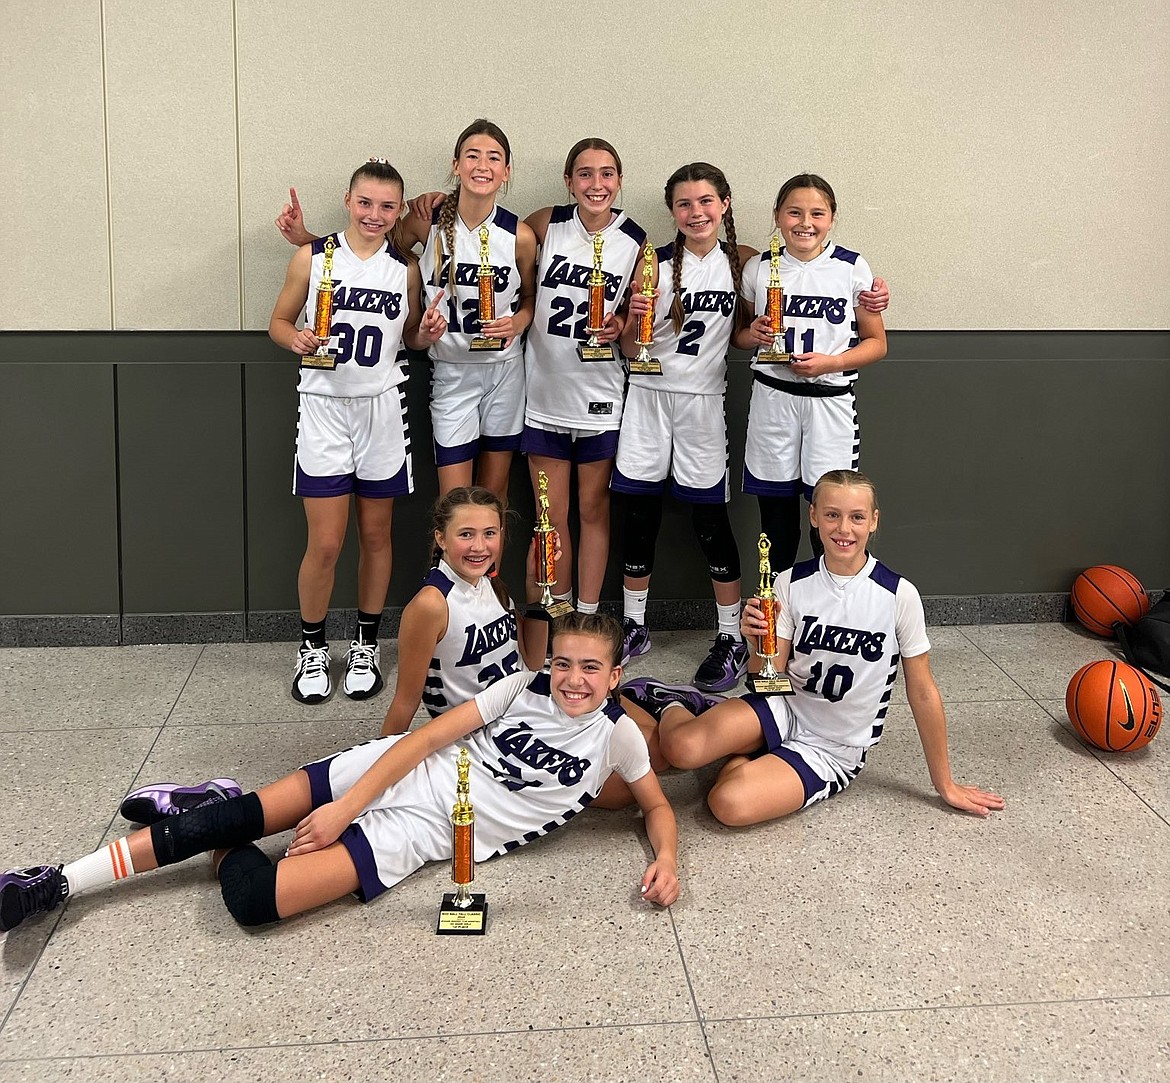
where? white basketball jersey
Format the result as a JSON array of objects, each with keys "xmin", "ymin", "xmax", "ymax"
[
  {"xmin": 463, "ymin": 670, "xmax": 651, "ymax": 859},
  {"xmin": 630, "ymin": 240, "xmax": 737, "ymax": 396},
  {"xmin": 421, "ymin": 205, "xmax": 523, "ymax": 365},
  {"xmin": 742, "ymin": 242, "xmax": 873, "ymax": 388},
  {"xmin": 525, "ymin": 206, "xmax": 647, "ymax": 430},
  {"xmin": 776, "ymin": 555, "xmax": 930, "ymax": 749},
  {"xmin": 298, "ymin": 232, "xmax": 410, "ymax": 397},
  {"xmin": 420, "ymin": 561, "xmax": 523, "ymax": 717}
]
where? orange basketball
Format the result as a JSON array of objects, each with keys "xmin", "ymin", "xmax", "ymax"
[
  {"xmin": 1070, "ymin": 565, "xmax": 1150, "ymax": 637},
  {"xmin": 1065, "ymin": 660, "xmax": 1162, "ymax": 752}
]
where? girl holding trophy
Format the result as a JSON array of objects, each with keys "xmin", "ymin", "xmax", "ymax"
[
  {"xmin": 269, "ymin": 160, "xmax": 447, "ymax": 706},
  {"xmin": 737, "ymin": 174, "xmax": 889, "ymax": 572},
  {"xmin": 612, "ymin": 162, "xmax": 754, "ymax": 693},
  {"xmin": 648, "ymin": 470, "xmax": 1004, "ymax": 826}
]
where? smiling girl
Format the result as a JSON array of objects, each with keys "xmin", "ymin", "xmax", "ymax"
[
  {"xmin": 737, "ymin": 174, "xmax": 888, "ymax": 572},
  {"xmin": 269, "ymin": 159, "xmax": 446, "ymax": 705},
  {"xmin": 0, "ymin": 614, "xmax": 679, "ymax": 934},
  {"xmin": 641, "ymin": 469, "xmax": 1004, "ymax": 826}
]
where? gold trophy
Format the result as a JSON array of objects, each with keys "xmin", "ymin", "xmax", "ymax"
[
  {"xmin": 747, "ymin": 534, "xmax": 794, "ymax": 695},
  {"xmin": 578, "ymin": 231, "xmax": 612, "ymax": 361},
  {"xmin": 534, "ymin": 470, "xmax": 574, "ymax": 619},
  {"xmin": 301, "ymin": 235, "xmax": 338, "ymax": 369},
  {"xmin": 627, "ymin": 241, "xmax": 662, "ymax": 375},
  {"xmin": 757, "ymin": 235, "xmax": 791, "ymax": 364},
  {"xmin": 437, "ymin": 748, "xmax": 487, "ymax": 934},
  {"xmin": 469, "ymin": 225, "xmax": 503, "ymax": 351}
]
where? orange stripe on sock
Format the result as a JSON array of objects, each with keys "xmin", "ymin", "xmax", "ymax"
[{"xmin": 109, "ymin": 841, "xmax": 127, "ymax": 880}]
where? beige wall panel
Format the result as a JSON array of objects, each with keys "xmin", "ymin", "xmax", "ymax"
[
  {"xmin": 235, "ymin": 0, "xmax": 1167, "ymax": 330},
  {"xmin": 104, "ymin": 0, "xmax": 239, "ymax": 329},
  {"xmin": 0, "ymin": 2, "xmax": 110, "ymax": 330}
]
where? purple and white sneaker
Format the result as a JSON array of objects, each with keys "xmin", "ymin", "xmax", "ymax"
[
  {"xmin": 620, "ymin": 618, "xmax": 652, "ymax": 666},
  {"xmin": 0, "ymin": 865, "xmax": 67, "ymax": 933},
  {"xmin": 693, "ymin": 633, "xmax": 750, "ymax": 693},
  {"xmin": 119, "ymin": 778, "xmax": 242, "ymax": 826},
  {"xmin": 620, "ymin": 677, "xmax": 725, "ymax": 722}
]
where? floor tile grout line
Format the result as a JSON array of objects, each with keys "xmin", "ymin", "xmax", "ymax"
[
  {"xmin": 4, "ymin": 990, "xmax": 1169, "ymax": 1065},
  {"xmin": 0, "ymin": 1016, "xmax": 713, "ymax": 1065},
  {"xmin": 666, "ymin": 905, "xmax": 721, "ymax": 1083},
  {"xmin": 952, "ymin": 625, "xmax": 1044, "ymax": 701},
  {"xmin": 0, "ymin": 646, "xmax": 208, "ymax": 1039}
]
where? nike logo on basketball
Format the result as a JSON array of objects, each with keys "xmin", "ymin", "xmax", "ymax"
[{"xmin": 1120, "ymin": 685, "xmax": 1136, "ymax": 730}]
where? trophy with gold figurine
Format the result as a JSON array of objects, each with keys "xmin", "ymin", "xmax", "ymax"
[
  {"xmin": 747, "ymin": 534, "xmax": 794, "ymax": 695},
  {"xmin": 301, "ymin": 235, "xmax": 338, "ymax": 369},
  {"xmin": 534, "ymin": 471, "xmax": 574, "ymax": 619},
  {"xmin": 628, "ymin": 241, "xmax": 662, "ymax": 376},
  {"xmin": 470, "ymin": 225, "xmax": 504, "ymax": 351},
  {"xmin": 437, "ymin": 748, "xmax": 487, "ymax": 934},
  {"xmin": 757, "ymin": 235, "xmax": 791, "ymax": 364},
  {"xmin": 579, "ymin": 231, "xmax": 612, "ymax": 361}
]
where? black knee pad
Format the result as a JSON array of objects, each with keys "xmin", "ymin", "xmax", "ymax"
[
  {"xmin": 150, "ymin": 791, "xmax": 265, "ymax": 867},
  {"xmin": 691, "ymin": 504, "xmax": 741, "ymax": 583},
  {"xmin": 218, "ymin": 844, "xmax": 281, "ymax": 927},
  {"xmin": 758, "ymin": 495, "xmax": 803, "ymax": 572},
  {"xmin": 622, "ymin": 493, "xmax": 663, "ymax": 578}
]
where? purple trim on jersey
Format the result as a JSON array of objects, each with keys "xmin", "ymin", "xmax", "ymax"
[
  {"xmin": 430, "ymin": 205, "xmax": 442, "ymax": 225},
  {"xmin": 869, "ymin": 560, "xmax": 902, "ymax": 594},
  {"xmin": 422, "ymin": 566, "xmax": 455, "ymax": 597},
  {"xmin": 602, "ymin": 699, "xmax": 625, "ymax": 723},
  {"xmin": 311, "ymin": 233, "xmax": 339, "ymax": 255},
  {"xmin": 829, "ymin": 246, "xmax": 861, "ymax": 266},
  {"xmin": 743, "ymin": 465, "xmax": 801, "ymax": 499},
  {"xmin": 520, "ymin": 425, "xmax": 617, "ymax": 464},
  {"xmin": 338, "ymin": 823, "xmax": 383, "ymax": 902},
  {"xmin": 619, "ymin": 217, "xmax": 647, "ymax": 246},
  {"xmin": 295, "ymin": 464, "xmax": 354, "ymax": 498},
  {"xmin": 526, "ymin": 671, "xmax": 552, "ymax": 696},
  {"xmin": 790, "ymin": 557, "xmax": 820, "ymax": 584},
  {"xmin": 434, "ymin": 436, "xmax": 479, "ymax": 467},
  {"xmin": 480, "ymin": 431, "xmax": 522, "ymax": 453},
  {"xmin": 353, "ymin": 460, "xmax": 412, "ymax": 499},
  {"xmin": 382, "ymin": 239, "xmax": 408, "ymax": 266},
  {"xmin": 302, "ymin": 756, "xmax": 338, "ymax": 808},
  {"xmin": 771, "ymin": 745, "xmax": 831, "ymax": 804},
  {"xmin": 550, "ymin": 204, "xmax": 575, "ymax": 224},
  {"xmin": 494, "ymin": 207, "xmax": 519, "ymax": 235},
  {"xmin": 657, "ymin": 241, "xmax": 676, "ymax": 263},
  {"xmin": 672, "ymin": 477, "xmax": 727, "ymax": 505},
  {"xmin": 496, "ymin": 788, "xmax": 596, "ymax": 855},
  {"xmin": 610, "ymin": 467, "xmax": 666, "ymax": 497}
]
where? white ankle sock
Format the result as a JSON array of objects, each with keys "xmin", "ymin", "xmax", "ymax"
[
  {"xmin": 576, "ymin": 599, "xmax": 599, "ymax": 615},
  {"xmin": 716, "ymin": 601, "xmax": 742, "ymax": 639},
  {"xmin": 63, "ymin": 837, "xmax": 137, "ymax": 895},
  {"xmin": 623, "ymin": 588, "xmax": 649, "ymax": 625}
]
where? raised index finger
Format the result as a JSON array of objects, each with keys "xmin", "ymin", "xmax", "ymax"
[
  {"xmin": 427, "ymin": 288, "xmax": 445, "ymax": 314},
  {"xmin": 289, "ymin": 187, "xmax": 301, "ymax": 212}
]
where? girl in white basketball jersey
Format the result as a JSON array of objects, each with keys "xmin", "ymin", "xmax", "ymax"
[
  {"xmin": 0, "ymin": 615, "xmax": 679, "ymax": 935},
  {"xmin": 277, "ymin": 120, "xmax": 538, "ymax": 501},
  {"xmin": 378, "ymin": 486, "xmax": 552, "ymax": 736},
  {"xmin": 269, "ymin": 160, "xmax": 447, "ymax": 707},
  {"xmin": 645, "ymin": 470, "xmax": 1004, "ymax": 826},
  {"xmin": 737, "ymin": 174, "xmax": 888, "ymax": 572},
  {"xmin": 612, "ymin": 162, "xmax": 753, "ymax": 694}
]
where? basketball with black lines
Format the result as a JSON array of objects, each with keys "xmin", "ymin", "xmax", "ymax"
[
  {"xmin": 1065, "ymin": 659, "xmax": 1162, "ymax": 752},
  {"xmin": 1070, "ymin": 565, "xmax": 1150, "ymax": 637}
]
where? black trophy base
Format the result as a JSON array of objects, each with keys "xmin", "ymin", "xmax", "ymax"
[
  {"xmin": 627, "ymin": 357, "xmax": 663, "ymax": 376},
  {"xmin": 436, "ymin": 892, "xmax": 488, "ymax": 934},
  {"xmin": 470, "ymin": 336, "xmax": 504, "ymax": 352},
  {"xmin": 757, "ymin": 348, "xmax": 792, "ymax": 365},
  {"xmin": 544, "ymin": 600, "xmax": 575, "ymax": 619},
  {"xmin": 299, "ymin": 352, "xmax": 336, "ymax": 370},
  {"xmin": 578, "ymin": 341, "xmax": 614, "ymax": 362},
  {"xmin": 747, "ymin": 673, "xmax": 795, "ymax": 696}
]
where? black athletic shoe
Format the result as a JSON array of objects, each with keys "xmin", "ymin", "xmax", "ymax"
[{"xmin": 0, "ymin": 865, "xmax": 67, "ymax": 933}]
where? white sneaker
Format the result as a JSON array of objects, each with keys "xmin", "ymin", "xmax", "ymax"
[
  {"xmin": 343, "ymin": 640, "xmax": 383, "ymax": 700},
  {"xmin": 292, "ymin": 643, "xmax": 332, "ymax": 704}
]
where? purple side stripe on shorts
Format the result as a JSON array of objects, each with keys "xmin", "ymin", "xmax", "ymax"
[
  {"xmin": 433, "ymin": 437, "xmax": 479, "ymax": 467},
  {"xmin": 480, "ymin": 432, "xmax": 522, "ymax": 453},
  {"xmin": 742, "ymin": 464, "xmax": 801, "ymax": 498},
  {"xmin": 338, "ymin": 823, "xmax": 384, "ymax": 903},
  {"xmin": 295, "ymin": 464, "xmax": 353, "ymax": 498},
  {"xmin": 771, "ymin": 745, "xmax": 825, "ymax": 804},
  {"xmin": 302, "ymin": 757, "xmax": 338, "ymax": 809},
  {"xmin": 671, "ymin": 477, "xmax": 727, "ymax": 505},
  {"xmin": 354, "ymin": 460, "xmax": 413, "ymax": 499},
  {"xmin": 609, "ymin": 467, "xmax": 666, "ymax": 496}
]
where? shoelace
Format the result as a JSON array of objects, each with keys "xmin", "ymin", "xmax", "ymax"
[
  {"xmin": 298, "ymin": 646, "xmax": 329, "ymax": 678},
  {"xmin": 15, "ymin": 867, "xmax": 64, "ymax": 916},
  {"xmin": 347, "ymin": 642, "xmax": 376, "ymax": 675}
]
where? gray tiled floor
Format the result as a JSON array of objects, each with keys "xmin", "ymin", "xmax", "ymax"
[{"xmin": 1, "ymin": 624, "xmax": 1168, "ymax": 1082}]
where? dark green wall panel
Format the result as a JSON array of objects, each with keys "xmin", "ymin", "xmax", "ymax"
[
  {"xmin": 117, "ymin": 363, "xmax": 245, "ymax": 613},
  {"xmin": 0, "ymin": 364, "xmax": 118, "ymax": 614}
]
